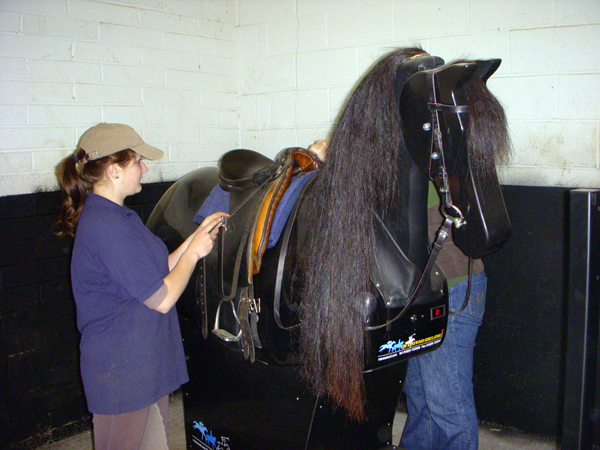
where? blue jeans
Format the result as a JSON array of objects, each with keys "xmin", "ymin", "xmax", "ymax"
[{"xmin": 399, "ymin": 271, "xmax": 487, "ymax": 450}]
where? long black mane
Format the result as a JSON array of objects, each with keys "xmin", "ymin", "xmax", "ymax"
[
  {"xmin": 299, "ymin": 47, "xmax": 426, "ymax": 420},
  {"xmin": 299, "ymin": 47, "xmax": 510, "ymax": 421}
]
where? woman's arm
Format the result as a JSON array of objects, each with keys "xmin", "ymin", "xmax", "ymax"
[
  {"xmin": 155, "ymin": 212, "xmax": 227, "ymax": 314},
  {"xmin": 168, "ymin": 227, "xmax": 200, "ymax": 271}
]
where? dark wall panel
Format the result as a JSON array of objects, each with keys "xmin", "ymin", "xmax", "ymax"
[
  {"xmin": 476, "ymin": 185, "xmax": 570, "ymax": 438},
  {"xmin": 0, "ymin": 182, "xmax": 578, "ymax": 447},
  {"xmin": 0, "ymin": 182, "xmax": 172, "ymax": 450}
]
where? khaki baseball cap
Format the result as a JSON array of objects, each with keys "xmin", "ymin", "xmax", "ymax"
[{"xmin": 78, "ymin": 123, "xmax": 164, "ymax": 162}]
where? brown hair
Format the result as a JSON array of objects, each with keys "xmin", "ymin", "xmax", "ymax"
[{"xmin": 54, "ymin": 148, "xmax": 137, "ymax": 237}]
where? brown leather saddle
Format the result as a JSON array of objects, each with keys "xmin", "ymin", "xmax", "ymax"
[
  {"xmin": 207, "ymin": 147, "xmax": 322, "ymax": 362},
  {"xmin": 217, "ymin": 146, "xmax": 322, "ymax": 301}
]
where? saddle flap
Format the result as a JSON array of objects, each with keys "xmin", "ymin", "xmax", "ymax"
[
  {"xmin": 219, "ymin": 182, "xmax": 273, "ymax": 295},
  {"xmin": 250, "ymin": 164, "xmax": 294, "ymax": 276}
]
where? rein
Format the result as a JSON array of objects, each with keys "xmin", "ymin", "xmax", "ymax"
[{"xmin": 365, "ymin": 216, "xmax": 453, "ymax": 331}]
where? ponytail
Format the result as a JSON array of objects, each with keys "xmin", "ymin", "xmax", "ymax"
[
  {"xmin": 55, "ymin": 148, "xmax": 137, "ymax": 237},
  {"xmin": 55, "ymin": 149, "xmax": 89, "ymax": 237}
]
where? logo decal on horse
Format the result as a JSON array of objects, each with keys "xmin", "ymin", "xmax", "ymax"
[
  {"xmin": 191, "ymin": 421, "xmax": 231, "ymax": 450},
  {"xmin": 379, "ymin": 339, "xmax": 405, "ymax": 353},
  {"xmin": 377, "ymin": 330, "xmax": 445, "ymax": 362}
]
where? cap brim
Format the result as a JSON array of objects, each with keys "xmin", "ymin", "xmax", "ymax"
[{"xmin": 131, "ymin": 142, "xmax": 164, "ymax": 161}]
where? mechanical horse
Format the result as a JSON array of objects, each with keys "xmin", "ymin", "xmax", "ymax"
[{"xmin": 146, "ymin": 47, "xmax": 511, "ymax": 450}]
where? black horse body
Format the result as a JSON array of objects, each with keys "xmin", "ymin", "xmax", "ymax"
[{"xmin": 146, "ymin": 48, "xmax": 511, "ymax": 450}]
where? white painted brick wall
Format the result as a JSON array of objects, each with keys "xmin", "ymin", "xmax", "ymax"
[
  {"xmin": 0, "ymin": 0, "xmax": 237, "ymax": 196},
  {"xmin": 139, "ymin": 9, "xmax": 198, "ymax": 34},
  {"xmin": 69, "ymin": 0, "xmax": 133, "ymax": 22},
  {"xmin": 297, "ymin": 14, "xmax": 327, "ymax": 52},
  {"xmin": 393, "ymin": 1, "xmax": 470, "ymax": 41},
  {"xmin": 297, "ymin": 48, "xmax": 358, "ymax": 88},
  {"xmin": 558, "ymin": 74, "xmax": 600, "ymax": 120},
  {"xmin": 22, "ymin": 14, "xmax": 98, "ymax": 40},
  {"xmin": 470, "ymin": 0, "xmax": 554, "ymax": 32},
  {"xmin": 0, "ymin": 0, "xmax": 599, "ymax": 196},
  {"xmin": 237, "ymin": 0, "xmax": 600, "ymax": 188},
  {"xmin": 239, "ymin": 54, "xmax": 296, "ymax": 94},
  {"xmin": 2, "ymin": 0, "xmax": 69, "ymax": 18},
  {"xmin": 74, "ymin": 42, "xmax": 143, "ymax": 64},
  {"xmin": 556, "ymin": 0, "xmax": 600, "ymax": 25},
  {"xmin": 0, "ymin": 10, "xmax": 20, "ymax": 32},
  {"xmin": 163, "ymin": 32, "xmax": 218, "ymax": 54},
  {"xmin": 327, "ymin": 3, "xmax": 394, "ymax": 48},
  {"xmin": 28, "ymin": 105, "xmax": 103, "ymax": 126},
  {"xmin": 237, "ymin": 0, "xmax": 295, "ymax": 26},
  {"xmin": 511, "ymin": 25, "xmax": 600, "ymax": 74}
]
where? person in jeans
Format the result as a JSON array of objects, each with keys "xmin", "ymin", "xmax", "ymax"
[
  {"xmin": 55, "ymin": 123, "xmax": 227, "ymax": 450},
  {"xmin": 399, "ymin": 185, "xmax": 487, "ymax": 450}
]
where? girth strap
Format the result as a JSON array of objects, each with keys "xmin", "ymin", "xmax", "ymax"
[
  {"xmin": 272, "ymin": 175, "xmax": 318, "ymax": 331},
  {"xmin": 218, "ymin": 178, "xmax": 272, "ymax": 299},
  {"xmin": 238, "ymin": 288, "xmax": 261, "ymax": 363}
]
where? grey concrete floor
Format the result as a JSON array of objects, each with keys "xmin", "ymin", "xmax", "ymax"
[{"xmin": 35, "ymin": 391, "xmax": 560, "ymax": 450}]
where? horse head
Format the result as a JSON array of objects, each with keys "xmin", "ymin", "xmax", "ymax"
[{"xmin": 397, "ymin": 55, "xmax": 511, "ymax": 258}]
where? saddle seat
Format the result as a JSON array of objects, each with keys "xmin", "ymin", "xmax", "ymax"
[
  {"xmin": 217, "ymin": 147, "xmax": 322, "ymax": 288},
  {"xmin": 219, "ymin": 149, "xmax": 280, "ymax": 191}
]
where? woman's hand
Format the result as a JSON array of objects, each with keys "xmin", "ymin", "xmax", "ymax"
[
  {"xmin": 156, "ymin": 211, "xmax": 228, "ymax": 314},
  {"xmin": 167, "ymin": 212, "xmax": 228, "ymax": 271},
  {"xmin": 185, "ymin": 212, "xmax": 228, "ymax": 260}
]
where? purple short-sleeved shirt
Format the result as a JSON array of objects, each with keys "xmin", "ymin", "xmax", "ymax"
[{"xmin": 71, "ymin": 193, "xmax": 188, "ymax": 415}]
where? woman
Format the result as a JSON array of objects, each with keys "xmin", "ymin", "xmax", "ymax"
[{"xmin": 55, "ymin": 123, "xmax": 227, "ymax": 450}]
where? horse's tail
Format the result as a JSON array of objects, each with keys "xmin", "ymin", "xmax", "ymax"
[{"xmin": 299, "ymin": 47, "xmax": 427, "ymax": 421}]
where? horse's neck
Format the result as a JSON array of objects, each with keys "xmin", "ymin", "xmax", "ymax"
[{"xmin": 385, "ymin": 157, "xmax": 430, "ymax": 269}]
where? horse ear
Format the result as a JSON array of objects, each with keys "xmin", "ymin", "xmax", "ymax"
[
  {"xmin": 433, "ymin": 62, "xmax": 478, "ymax": 105},
  {"xmin": 474, "ymin": 58, "xmax": 501, "ymax": 83}
]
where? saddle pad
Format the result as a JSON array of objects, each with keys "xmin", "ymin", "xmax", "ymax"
[{"xmin": 194, "ymin": 170, "xmax": 317, "ymax": 249}]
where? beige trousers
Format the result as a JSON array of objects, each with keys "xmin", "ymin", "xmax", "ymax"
[{"xmin": 92, "ymin": 395, "xmax": 170, "ymax": 450}]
